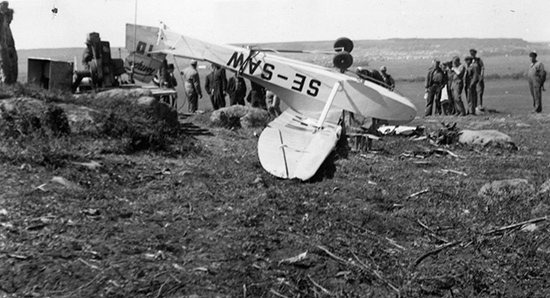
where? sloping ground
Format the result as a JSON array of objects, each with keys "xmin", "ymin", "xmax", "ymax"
[{"xmin": 2, "ymin": 92, "xmax": 550, "ymax": 297}]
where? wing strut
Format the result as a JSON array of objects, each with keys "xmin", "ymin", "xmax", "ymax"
[
  {"xmin": 278, "ymin": 129, "xmax": 289, "ymax": 178},
  {"xmin": 316, "ymin": 81, "xmax": 342, "ymax": 129}
]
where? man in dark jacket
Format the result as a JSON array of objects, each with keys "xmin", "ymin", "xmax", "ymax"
[
  {"xmin": 204, "ymin": 64, "xmax": 217, "ymax": 109},
  {"xmin": 464, "ymin": 56, "xmax": 480, "ymax": 115},
  {"xmin": 248, "ymin": 81, "xmax": 266, "ymax": 109},
  {"xmin": 424, "ymin": 59, "xmax": 446, "ymax": 116},
  {"xmin": 470, "ymin": 49, "xmax": 485, "ymax": 110},
  {"xmin": 211, "ymin": 64, "xmax": 227, "ymax": 109},
  {"xmin": 380, "ymin": 66, "xmax": 395, "ymax": 91},
  {"xmin": 227, "ymin": 72, "xmax": 247, "ymax": 106}
]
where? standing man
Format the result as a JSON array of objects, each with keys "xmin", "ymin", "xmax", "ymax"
[
  {"xmin": 204, "ymin": 64, "xmax": 217, "ymax": 109},
  {"xmin": 211, "ymin": 64, "xmax": 228, "ymax": 109},
  {"xmin": 440, "ymin": 62, "xmax": 455, "ymax": 115},
  {"xmin": 464, "ymin": 56, "xmax": 480, "ymax": 115},
  {"xmin": 527, "ymin": 52, "xmax": 546, "ymax": 113},
  {"xmin": 380, "ymin": 66, "xmax": 395, "ymax": 91},
  {"xmin": 424, "ymin": 59, "xmax": 446, "ymax": 116},
  {"xmin": 164, "ymin": 64, "xmax": 178, "ymax": 110},
  {"xmin": 248, "ymin": 81, "xmax": 266, "ymax": 109},
  {"xmin": 227, "ymin": 72, "xmax": 247, "ymax": 106},
  {"xmin": 470, "ymin": 49, "xmax": 485, "ymax": 110},
  {"xmin": 451, "ymin": 56, "xmax": 466, "ymax": 116},
  {"xmin": 182, "ymin": 59, "xmax": 202, "ymax": 113},
  {"xmin": 266, "ymin": 89, "xmax": 282, "ymax": 117}
]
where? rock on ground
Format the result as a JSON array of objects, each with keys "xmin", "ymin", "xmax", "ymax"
[
  {"xmin": 478, "ymin": 178, "xmax": 535, "ymax": 199},
  {"xmin": 459, "ymin": 129, "xmax": 515, "ymax": 148},
  {"xmin": 210, "ymin": 105, "xmax": 271, "ymax": 128}
]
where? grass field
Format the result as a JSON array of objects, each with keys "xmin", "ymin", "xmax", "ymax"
[{"xmin": 2, "ymin": 83, "xmax": 550, "ymax": 297}]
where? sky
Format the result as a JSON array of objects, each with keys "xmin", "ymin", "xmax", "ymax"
[{"xmin": 8, "ymin": 0, "xmax": 550, "ymax": 50}]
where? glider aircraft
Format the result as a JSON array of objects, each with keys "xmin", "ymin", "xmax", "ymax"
[{"xmin": 124, "ymin": 23, "xmax": 417, "ymax": 181}]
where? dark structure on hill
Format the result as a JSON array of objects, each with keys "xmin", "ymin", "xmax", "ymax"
[{"xmin": 0, "ymin": 1, "xmax": 17, "ymax": 84}]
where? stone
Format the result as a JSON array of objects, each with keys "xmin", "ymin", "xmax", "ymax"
[
  {"xmin": 478, "ymin": 179, "xmax": 535, "ymax": 198},
  {"xmin": 210, "ymin": 105, "xmax": 271, "ymax": 128},
  {"xmin": 58, "ymin": 103, "xmax": 103, "ymax": 134},
  {"xmin": 459, "ymin": 129, "xmax": 516, "ymax": 148}
]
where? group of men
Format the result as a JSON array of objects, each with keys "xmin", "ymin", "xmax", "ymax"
[
  {"xmin": 424, "ymin": 49, "xmax": 485, "ymax": 117},
  {"xmin": 425, "ymin": 49, "xmax": 547, "ymax": 116},
  {"xmin": 178, "ymin": 60, "xmax": 281, "ymax": 116},
  {"xmin": 356, "ymin": 65, "xmax": 396, "ymax": 91}
]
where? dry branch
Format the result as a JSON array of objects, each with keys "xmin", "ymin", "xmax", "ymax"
[
  {"xmin": 413, "ymin": 241, "xmax": 462, "ymax": 268},
  {"xmin": 316, "ymin": 245, "xmax": 348, "ymax": 264},
  {"xmin": 351, "ymin": 252, "xmax": 401, "ymax": 295},
  {"xmin": 307, "ymin": 275, "xmax": 331, "ymax": 295},
  {"xmin": 317, "ymin": 245, "xmax": 401, "ymax": 295},
  {"xmin": 407, "ymin": 188, "xmax": 430, "ymax": 199},
  {"xmin": 483, "ymin": 216, "xmax": 549, "ymax": 235},
  {"xmin": 270, "ymin": 289, "xmax": 290, "ymax": 298}
]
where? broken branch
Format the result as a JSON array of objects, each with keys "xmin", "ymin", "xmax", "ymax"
[{"xmin": 483, "ymin": 216, "xmax": 549, "ymax": 235}]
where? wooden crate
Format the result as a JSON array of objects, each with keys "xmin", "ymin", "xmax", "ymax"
[{"xmin": 27, "ymin": 58, "xmax": 74, "ymax": 91}]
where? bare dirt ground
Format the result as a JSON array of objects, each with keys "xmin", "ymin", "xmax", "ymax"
[{"xmin": 2, "ymin": 100, "xmax": 550, "ymax": 297}]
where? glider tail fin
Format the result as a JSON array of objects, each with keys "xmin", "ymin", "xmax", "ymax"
[{"xmin": 124, "ymin": 23, "xmax": 166, "ymax": 83}]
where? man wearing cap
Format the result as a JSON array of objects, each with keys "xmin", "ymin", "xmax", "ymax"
[
  {"xmin": 527, "ymin": 52, "xmax": 546, "ymax": 113},
  {"xmin": 470, "ymin": 49, "xmax": 485, "ymax": 110},
  {"xmin": 424, "ymin": 59, "xmax": 446, "ymax": 116},
  {"xmin": 380, "ymin": 66, "xmax": 395, "ymax": 91},
  {"xmin": 181, "ymin": 59, "xmax": 203, "ymax": 113}
]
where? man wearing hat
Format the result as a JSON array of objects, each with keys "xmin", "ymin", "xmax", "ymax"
[
  {"xmin": 464, "ymin": 56, "xmax": 480, "ymax": 115},
  {"xmin": 380, "ymin": 66, "xmax": 395, "ymax": 91},
  {"xmin": 527, "ymin": 52, "xmax": 546, "ymax": 113},
  {"xmin": 424, "ymin": 59, "xmax": 446, "ymax": 116},
  {"xmin": 470, "ymin": 49, "xmax": 485, "ymax": 110},
  {"xmin": 181, "ymin": 59, "xmax": 203, "ymax": 113}
]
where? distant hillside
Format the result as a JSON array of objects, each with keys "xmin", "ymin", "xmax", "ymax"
[{"xmin": 250, "ymin": 38, "xmax": 549, "ymax": 66}]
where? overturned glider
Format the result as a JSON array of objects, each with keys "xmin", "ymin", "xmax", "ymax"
[{"xmin": 125, "ymin": 23, "xmax": 417, "ymax": 180}]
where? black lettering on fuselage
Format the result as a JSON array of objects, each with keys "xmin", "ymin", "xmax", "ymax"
[
  {"xmin": 307, "ymin": 79, "xmax": 321, "ymax": 97},
  {"xmin": 291, "ymin": 74, "xmax": 306, "ymax": 92},
  {"xmin": 227, "ymin": 52, "xmax": 246, "ymax": 69},
  {"xmin": 133, "ymin": 60, "xmax": 156, "ymax": 76},
  {"xmin": 261, "ymin": 63, "xmax": 274, "ymax": 80},
  {"xmin": 248, "ymin": 60, "xmax": 262, "ymax": 74},
  {"xmin": 226, "ymin": 52, "xmax": 322, "ymax": 98}
]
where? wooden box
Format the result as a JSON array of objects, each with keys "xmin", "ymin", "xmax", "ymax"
[{"xmin": 27, "ymin": 58, "xmax": 74, "ymax": 91}]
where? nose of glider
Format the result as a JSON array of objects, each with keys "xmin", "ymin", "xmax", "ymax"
[
  {"xmin": 380, "ymin": 90, "xmax": 417, "ymax": 124},
  {"xmin": 347, "ymin": 79, "xmax": 417, "ymax": 124}
]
